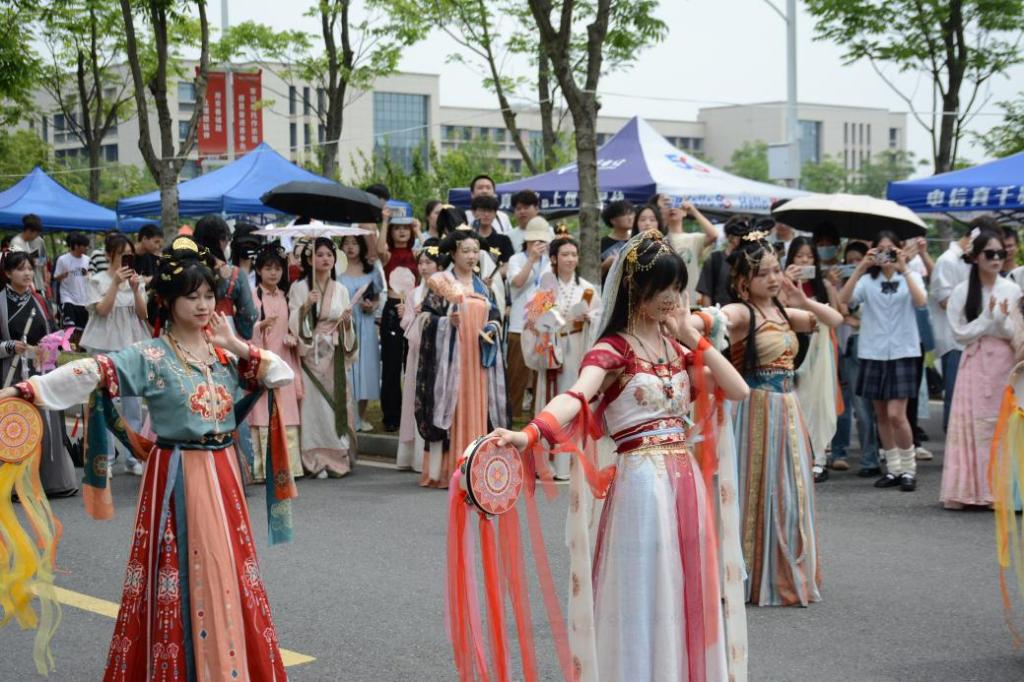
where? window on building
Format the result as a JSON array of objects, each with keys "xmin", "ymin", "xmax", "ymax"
[
  {"xmin": 289, "ymin": 86, "xmax": 297, "ymax": 115},
  {"xmin": 597, "ymin": 133, "xmax": 609, "ymax": 147},
  {"xmin": 798, "ymin": 120, "xmax": 822, "ymax": 165},
  {"xmin": 692, "ymin": 138, "xmax": 704, "ymax": 153},
  {"xmin": 511, "ymin": 158, "xmax": 522, "ymax": 174},
  {"xmin": 54, "ymin": 113, "xmax": 65, "ymax": 132},
  {"xmin": 889, "ymin": 127, "xmax": 899, "ymax": 149},
  {"xmin": 104, "ymin": 144, "xmax": 118, "ymax": 162},
  {"xmin": 844, "ymin": 149, "xmax": 849, "ymax": 169},
  {"xmin": 373, "ymin": 92, "xmax": 429, "ymax": 172},
  {"xmin": 41, "ymin": 116, "xmax": 48, "ymax": 142},
  {"xmin": 477, "ymin": 127, "xmax": 489, "ymax": 141},
  {"xmin": 527, "ymin": 130, "xmax": 543, "ymax": 161},
  {"xmin": 289, "ymin": 122, "xmax": 297, "ymax": 149},
  {"xmin": 180, "ymin": 160, "xmax": 200, "ymax": 179},
  {"xmin": 317, "ymin": 88, "xmax": 325, "ymax": 117},
  {"xmin": 318, "ymin": 124, "xmax": 325, "ymax": 144},
  {"xmin": 178, "ymin": 81, "xmax": 195, "ymax": 113},
  {"xmin": 303, "ymin": 87, "xmax": 311, "ymax": 116},
  {"xmin": 442, "ymin": 125, "xmax": 455, "ymax": 140},
  {"xmin": 858, "ymin": 123, "xmax": 864, "ymax": 145},
  {"xmin": 304, "ymin": 122, "xmax": 311, "ymax": 147},
  {"xmin": 460, "ymin": 126, "xmax": 471, "ymax": 141},
  {"xmin": 178, "ymin": 120, "xmax": 190, "ymax": 142},
  {"xmin": 867, "ymin": 125, "xmax": 872, "ymax": 146},
  {"xmin": 843, "ymin": 122, "xmax": 848, "ymax": 145},
  {"xmin": 492, "ymin": 127, "xmax": 506, "ymax": 143}
]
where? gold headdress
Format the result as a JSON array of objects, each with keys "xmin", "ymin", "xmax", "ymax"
[
  {"xmin": 742, "ymin": 229, "xmax": 770, "ymax": 242},
  {"xmin": 623, "ymin": 229, "xmax": 675, "ymax": 333}
]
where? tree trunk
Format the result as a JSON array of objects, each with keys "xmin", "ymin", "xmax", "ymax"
[
  {"xmin": 573, "ymin": 106, "xmax": 600, "ymax": 283},
  {"xmin": 158, "ymin": 163, "xmax": 179, "ymax": 239},
  {"xmin": 935, "ymin": 90, "xmax": 960, "ymax": 174},
  {"xmin": 88, "ymin": 145, "xmax": 102, "ymax": 203},
  {"xmin": 538, "ymin": 49, "xmax": 558, "ymax": 171}
]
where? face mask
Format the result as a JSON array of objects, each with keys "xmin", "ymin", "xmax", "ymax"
[{"xmin": 817, "ymin": 245, "xmax": 837, "ymax": 261}]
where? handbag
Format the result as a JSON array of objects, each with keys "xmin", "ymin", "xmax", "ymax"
[{"xmin": 914, "ymin": 305, "xmax": 936, "ymax": 353}]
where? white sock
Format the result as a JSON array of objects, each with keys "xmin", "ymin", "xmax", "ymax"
[
  {"xmin": 900, "ymin": 447, "xmax": 917, "ymax": 477},
  {"xmin": 884, "ymin": 448, "xmax": 902, "ymax": 476}
]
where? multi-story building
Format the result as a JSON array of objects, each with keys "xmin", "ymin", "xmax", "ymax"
[{"xmin": 22, "ymin": 64, "xmax": 907, "ymax": 186}]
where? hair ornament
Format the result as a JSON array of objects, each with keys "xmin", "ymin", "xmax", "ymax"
[
  {"xmin": 441, "ymin": 203, "xmax": 456, "ymax": 210},
  {"xmin": 172, "ymin": 237, "xmax": 199, "ymax": 252},
  {"xmin": 554, "ymin": 222, "xmax": 570, "ymax": 237},
  {"xmin": 743, "ymin": 229, "xmax": 770, "ymax": 242},
  {"xmin": 454, "ymin": 223, "xmax": 472, "ymax": 232},
  {"xmin": 489, "ymin": 246, "xmax": 501, "ymax": 257}
]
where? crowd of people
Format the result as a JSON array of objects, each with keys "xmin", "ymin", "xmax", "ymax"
[{"xmin": 2, "ymin": 173, "xmax": 1023, "ymax": 680}]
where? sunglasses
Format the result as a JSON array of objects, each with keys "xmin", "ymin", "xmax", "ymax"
[{"xmin": 982, "ymin": 249, "xmax": 1008, "ymax": 261}]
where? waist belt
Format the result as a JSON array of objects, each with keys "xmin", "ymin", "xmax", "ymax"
[
  {"xmin": 612, "ymin": 417, "xmax": 687, "ymax": 454},
  {"xmin": 155, "ymin": 433, "xmax": 234, "ymax": 451}
]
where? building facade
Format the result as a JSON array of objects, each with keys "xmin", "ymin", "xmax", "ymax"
[{"xmin": 24, "ymin": 65, "xmax": 906, "ymax": 187}]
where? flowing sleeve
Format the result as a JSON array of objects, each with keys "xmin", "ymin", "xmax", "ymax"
[
  {"xmin": 947, "ymin": 282, "xmax": 1001, "ymax": 345},
  {"xmin": 21, "ymin": 343, "xmax": 152, "ymax": 408},
  {"xmin": 236, "ymin": 344, "xmax": 295, "ymax": 390}
]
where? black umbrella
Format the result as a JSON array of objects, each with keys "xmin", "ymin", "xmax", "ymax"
[
  {"xmin": 772, "ymin": 193, "xmax": 928, "ymax": 241},
  {"xmin": 261, "ymin": 181, "xmax": 384, "ymax": 224}
]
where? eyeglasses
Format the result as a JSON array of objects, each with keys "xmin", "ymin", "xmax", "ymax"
[{"xmin": 982, "ymin": 249, "xmax": 1009, "ymax": 261}]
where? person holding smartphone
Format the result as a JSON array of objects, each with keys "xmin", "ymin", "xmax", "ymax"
[
  {"xmin": 80, "ymin": 233, "xmax": 150, "ymax": 476},
  {"xmin": 838, "ymin": 231, "xmax": 928, "ymax": 492}
]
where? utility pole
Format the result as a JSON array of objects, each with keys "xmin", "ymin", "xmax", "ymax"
[
  {"xmin": 222, "ymin": 0, "xmax": 234, "ymax": 161},
  {"xmin": 764, "ymin": 0, "xmax": 801, "ymax": 186}
]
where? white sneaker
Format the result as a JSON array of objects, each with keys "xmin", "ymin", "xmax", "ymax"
[
  {"xmin": 316, "ymin": 470, "xmax": 328, "ymax": 479},
  {"xmin": 357, "ymin": 420, "xmax": 374, "ymax": 433},
  {"xmin": 915, "ymin": 446, "xmax": 933, "ymax": 461},
  {"xmin": 129, "ymin": 461, "xmax": 144, "ymax": 476}
]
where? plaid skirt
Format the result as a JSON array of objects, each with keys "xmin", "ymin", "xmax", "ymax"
[{"xmin": 856, "ymin": 356, "xmax": 920, "ymax": 401}]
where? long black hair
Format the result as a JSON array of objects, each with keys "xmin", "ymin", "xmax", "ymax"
[
  {"xmin": 598, "ymin": 233, "xmax": 687, "ymax": 339},
  {"xmin": 148, "ymin": 237, "xmax": 219, "ymax": 331},
  {"xmin": 785, "ymin": 236, "xmax": 829, "ymax": 304},
  {"xmin": 193, "ymin": 215, "xmax": 230, "ymax": 262},
  {"xmin": 339, "ymin": 235, "xmax": 373, "ymax": 274},
  {"xmin": 301, "ymin": 237, "xmax": 338, "ymax": 323},
  {"xmin": 254, "ymin": 243, "xmax": 290, "ymax": 320},
  {"xmin": 867, "ymin": 230, "xmax": 903, "ymax": 280},
  {"xmin": 964, "ymin": 229, "xmax": 1005, "ymax": 323},
  {"xmin": 727, "ymin": 235, "xmax": 794, "ymax": 376},
  {"xmin": 436, "ymin": 206, "xmax": 467, "ymax": 238}
]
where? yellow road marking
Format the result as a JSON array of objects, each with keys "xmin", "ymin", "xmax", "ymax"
[{"xmin": 49, "ymin": 586, "xmax": 316, "ymax": 667}]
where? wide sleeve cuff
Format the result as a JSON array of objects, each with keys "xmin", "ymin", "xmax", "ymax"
[
  {"xmin": 24, "ymin": 358, "xmax": 103, "ymax": 410},
  {"xmin": 249, "ymin": 347, "xmax": 294, "ymax": 389}
]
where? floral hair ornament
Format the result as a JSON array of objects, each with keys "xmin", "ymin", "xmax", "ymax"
[
  {"xmin": 554, "ymin": 222, "xmax": 571, "ymax": 237},
  {"xmin": 172, "ymin": 236, "xmax": 199, "ymax": 252},
  {"xmin": 742, "ymin": 229, "xmax": 770, "ymax": 242},
  {"xmin": 623, "ymin": 229, "xmax": 674, "ymax": 333}
]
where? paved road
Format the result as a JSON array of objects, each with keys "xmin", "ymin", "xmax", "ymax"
[{"xmin": 3, "ymin": 405, "xmax": 1024, "ymax": 681}]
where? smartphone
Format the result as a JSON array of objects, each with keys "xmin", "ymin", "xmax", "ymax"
[
  {"xmin": 833, "ymin": 264, "xmax": 857, "ymax": 278},
  {"xmin": 121, "ymin": 253, "xmax": 135, "ymax": 271},
  {"xmin": 796, "ymin": 265, "xmax": 816, "ymax": 280}
]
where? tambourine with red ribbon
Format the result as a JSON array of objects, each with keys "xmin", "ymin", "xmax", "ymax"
[{"xmin": 458, "ymin": 436, "xmax": 524, "ymax": 516}]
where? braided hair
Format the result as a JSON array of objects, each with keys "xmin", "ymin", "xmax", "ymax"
[{"xmin": 148, "ymin": 236, "xmax": 219, "ymax": 331}]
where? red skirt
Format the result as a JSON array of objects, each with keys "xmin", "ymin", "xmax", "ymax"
[{"xmin": 103, "ymin": 445, "xmax": 287, "ymax": 681}]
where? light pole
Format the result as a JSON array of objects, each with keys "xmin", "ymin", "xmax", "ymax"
[
  {"xmin": 763, "ymin": 0, "xmax": 801, "ymax": 186},
  {"xmin": 222, "ymin": 0, "xmax": 234, "ymax": 162}
]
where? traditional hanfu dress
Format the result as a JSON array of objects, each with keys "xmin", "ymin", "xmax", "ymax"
[
  {"xmin": 16, "ymin": 337, "xmax": 295, "ymax": 681},
  {"xmin": 0, "ymin": 286, "xmax": 77, "ymax": 497},
  {"xmin": 940, "ymin": 277, "xmax": 1022, "ymax": 508},
  {"xmin": 339, "ymin": 269, "xmax": 382, "ymax": 402},
  {"xmin": 251, "ymin": 285, "xmax": 304, "ymax": 481},
  {"xmin": 576, "ymin": 335, "xmax": 727, "ymax": 681},
  {"xmin": 396, "ymin": 281, "xmax": 428, "ymax": 472},
  {"xmin": 415, "ymin": 275, "xmax": 506, "ymax": 488},
  {"xmin": 289, "ymin": 278, "xmax": 357, "ymax": 477},
  {"xmin": 731, "ymin": 319, "xmax": 821, "ymax": 606}
]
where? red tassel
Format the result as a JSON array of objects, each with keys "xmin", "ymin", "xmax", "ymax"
[
  {"xmin": 498, "ymin": 508, "xmax": 539, "ymax": 682},
  {"xmin": 479, "ymin": 518, "xmax": 510, "ymax": 681}
]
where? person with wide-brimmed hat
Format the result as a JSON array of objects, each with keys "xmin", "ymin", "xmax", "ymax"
[{"xmin": 506, "ymin": 216, "xmax": 554, "ymax": 420}]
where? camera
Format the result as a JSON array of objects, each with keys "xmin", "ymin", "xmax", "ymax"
[{"xmin": 877, "ymin": 249, "xmax": 897, "ymax": 264}]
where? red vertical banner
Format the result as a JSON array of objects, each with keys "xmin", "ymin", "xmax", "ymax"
[
  {"xmin": 197, "ymin": 71, "xmax": 227, "ymax": 156},
  {"xmin": 233, "ymin": 71, "xmax": 263, "ymax": 154}
]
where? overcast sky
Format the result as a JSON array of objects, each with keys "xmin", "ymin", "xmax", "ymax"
[{"xmin": 224, "ymin": 0, "xmax": 1023, "ymax": 178}]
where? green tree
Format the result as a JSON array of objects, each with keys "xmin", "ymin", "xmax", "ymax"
[
  {"xmin": 39, "ymin": 0, "xmax": 135, "ymax": 202},
  {"xmin": 119, "ymin": 0, "xmax": 211, "ymax": 237},
  {"xmin": 850, "ymin": 150, "xmax": 916, "ymax": 197},
  {"xmin": 0, "ymin": 130, "xmax": 51, "ymax": 179},
  {"xmin": 727, "ymin": 141, "xmax": 769, "ymax": 182},
  {"xmin": 805, "ymin": 0, "xmax": 1024, "ymax": 174},
  {"xmin": 975, "ymin": 93, "xmax": 1024, "ymax": 158},
  {"xmin": 800, "ymin": 155, "xmax": 848, "ymax": 193},
  {"xmin": 524, "ymin": 0, "xmax": 665, "ymax": 282},
  {"xmin": 61, "ymin": 159, "xmax": 158, "ymax": 208},
  {"xmin": 0, "ymin": 1, "xmax": 42, "ymax": 124}
]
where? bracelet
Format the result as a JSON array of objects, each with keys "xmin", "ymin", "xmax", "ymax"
[
  {"xmin": 694, "ymin": 311, "xmax": 713, "ymax": 339},
  {"xmin": 527, "ymin": 411, "xmax": 561, "ymax": 447},
  {"xmin": 523, "ymin": 424, "xmax": 540, "ymax": 450}
]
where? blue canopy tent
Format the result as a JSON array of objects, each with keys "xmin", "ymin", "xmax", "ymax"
[
  {"xmin": 116, "ymin": 142, "xmax": 334, "ymax": 219},
  {"xmin": 887, "ymin": 152, "xmax": 1024, "ymax": 221},
  {"xmin": 0, "ymin": 166, "xmax": 126, "ymax": 232},
  {"xmin": 448, "ymin": 116, "xmax": 804, "ymax": 215}
]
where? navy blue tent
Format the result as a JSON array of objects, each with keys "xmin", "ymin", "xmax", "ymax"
[
  {"xmin": 0, "ymin": 166, "xmax": 120, "ymax": 232},
  {"xmin": 887, "ymin": 151, "xmax": 1024, "ymax": 217},
  {"xmin": 448, "ymin": 117, "xmax": 804, "ymax": 214},
  {"xmin": 117, "ymin": 142, "xmax": 333, "ymax": 218}
]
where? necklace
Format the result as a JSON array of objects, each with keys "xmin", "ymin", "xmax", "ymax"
[
  {"xmin": 166, "ymin": 331, "xmax": 215, "ymax": 366},
  {"xmin": 555, "ymin": 276, "xmax": 576, "ymax": 314},
  {"xmin": 166, "ymin": 331, "xmax": 227, "ymax": 427},
  {"xmin": 629, "ymin": 332, "xmax": 679, "ymax": 404},
  {"xmin": 629, "ymin": 331, "xmax": 670, "ymax": 365}
]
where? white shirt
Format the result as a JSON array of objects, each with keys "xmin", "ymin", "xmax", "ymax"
[
  {"xmin": 1008, "ymin": 265, "xmax": 1024, "ymax": 293},
  {"xmin": 54, "ymin": 253, "xmax": 91, "ymax": 306},
  {"xmin": 506, "ymin": 252, "xmax": 551, "ymax": 333},
  {"xmin": 946, "ymin": 276, "xmax": 1021, "ymax": 346},
  {"xmin": 666, "ymin": 231, "xmax": 705, "ymax": 301},
  {"xmin": 851, "ymin": 270, "xmax": 925, "ymax": 361},
  {"xmin": 80, "ymin": 271, "xmax": 150, "ymax": 351},
  {"xmin": 928, "ymin": 242, "xmax": 971, "ymax": 357}
]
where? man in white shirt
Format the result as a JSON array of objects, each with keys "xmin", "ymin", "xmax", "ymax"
[
  {"xmin": 10, "ymin": 214, "xmax": 49, "ymax": 293},
  {"xmin": 653, "ymin": 194, "xmax": 717, "ymax": 301},
  {"xmin": 53, "ymin": 232, "xmax": 92, "ymax": 336},
  {"xmin": 464, "ymin": 174, "xmax": 513, "ymax": 234},
  {"xmin": 506, "ymin": 217, "xmax": 553, "ymax": 420},
  {"xmin": 929, "ymin": 223, "xmax": 978, "ymax": 431}
]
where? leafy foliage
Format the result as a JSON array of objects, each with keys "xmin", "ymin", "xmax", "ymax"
[
  {"xmin": 0, "ymin": 1, "xmax": 42, "ymax": 124},
  {"xmin": 727, "ymin": 141, "xmax": 770, "ymax": 182},
  {"xmin": 975, "ymin": 93, "xmax": 1024, "ymax": 158}
]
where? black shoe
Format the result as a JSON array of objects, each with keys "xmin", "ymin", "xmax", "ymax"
[
  {"xmin": 383, "ymin": 424, "xmax": 399, "ymax": 433},
  {"xmin": 857, "ymin": 467, "xmax": 882, "ymax": 478},
  {"xmin": 874, "ymin": 473, "xmax": 900, "ymax": 488},
  {"xmin": 813, "ymin": 466, "xmax": 829, "ymax": 483},
  {"xmin": 899, "ymin": 474, "xmax": 917, "ymax": 492}
]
